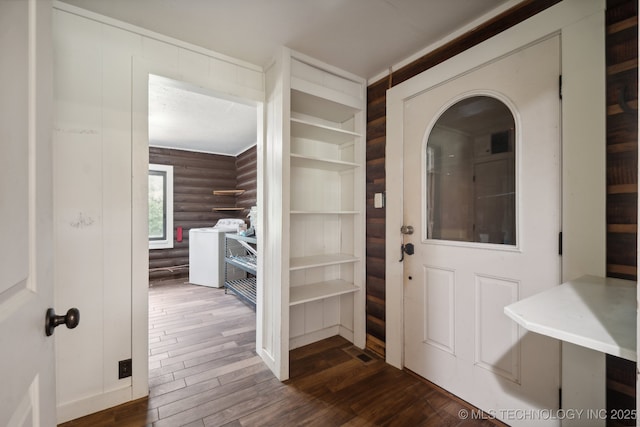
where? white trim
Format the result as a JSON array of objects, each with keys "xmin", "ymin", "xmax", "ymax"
[
  {"xmin": 51, "ymin": 0, "xmax": 262, "ymax": 73},
  {"xmin": 420, "ymin": 90, "xmax": 520, "ymax": 250},
  {"xmin": 57, "ymin": 387, "xmax": 132, "ymax": 424},
  {"xmin": 131, "ymin": 59, "xmax": 151, "ymax": 403},
  {"xmin": 132, "ymin": 56, "xmax": 266, "ymax": 398},
  {"xmin": 148, "ymin": 163, "xmax": 174, "ymax": 250},
  {"xmin": 148, "ymin": 143, "xmax": 257, "ymax": 158},
  {"xmin": 290, "ymin": 326, "xmax": 341, "ymax": 350},
  {"xmin": 27, "ymin": 0, "xmax": 37, "ymax": 292},
  {"xmin": 385, "ymin": 0, "xmax": 605, "ymax": 370}
]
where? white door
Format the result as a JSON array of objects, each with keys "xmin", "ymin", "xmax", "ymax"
[
  {"xmin": 403, "ymin": 36, "xmax": 561, "ymax": 426},
  {"xmin": 0, "ymin": 0, "xmax": 57, "ymax": 425}
]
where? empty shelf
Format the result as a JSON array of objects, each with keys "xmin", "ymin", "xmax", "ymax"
[
  {"xmin": 290, "ymin": 253, "xmax": 359, "ymax": 270},
  {"xmin": 290, "ymin": 117, "xmax": 360, "ymax": 145},
  {"xmin": 290, "ymin": 280, "xmax": 359, "ymax": 306},
  {"xmin": 290, "ymin": 154, "xmax": 358, "ymax": 171}
]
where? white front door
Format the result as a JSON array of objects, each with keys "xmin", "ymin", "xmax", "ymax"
[
  {"xmin": 402, "ymin": 36, "xmax": 561, "ymax": 426},
  {"xmin": 0, "ymin": 0, "xmax": 57, "ymax": 425}
]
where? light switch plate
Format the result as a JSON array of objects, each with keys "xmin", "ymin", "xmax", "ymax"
[{"xmin": 374, "ymin": 193, "xmax": 384, "ymax": 208}]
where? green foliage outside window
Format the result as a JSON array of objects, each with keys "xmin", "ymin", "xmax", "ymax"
[{"xmin": 149, "ymin": 172, "xmax": 165, "ymax": 239}]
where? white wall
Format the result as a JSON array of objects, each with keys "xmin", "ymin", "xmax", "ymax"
[{"xmin": 52, "ymin": 3, "xmax": 264, "ymax": 422}]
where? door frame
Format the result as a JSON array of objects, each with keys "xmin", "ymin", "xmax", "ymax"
[
  {"xmin": 385, "ymin": 0, "xmax": 606, "ymax": 369},
  {"xmin": 131, "ymin": 59, "xmax": 265, "ymax": 399}
]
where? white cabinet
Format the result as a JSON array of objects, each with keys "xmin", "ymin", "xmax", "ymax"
[{"xmin": 263, "ymin": 48, "xmax": 366, "ymax": 379}]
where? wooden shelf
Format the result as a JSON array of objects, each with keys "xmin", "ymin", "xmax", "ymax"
[
  {"xmin": 290, "ymin": 154, "xmax": 358, "ymax": 171},
  {"xmin": 290, "ymin": 279, "xmax": 358, "ymax": 306},
  {"xmin": 213, "ymin": 189, "xmax": 245, "ymax": 196},
  {"xmin": 289, "ymin": 253, "xmax": 359, "ymax": 271},
  {"xmin": 290, "ymin": 117, "xmax": 360, "ymax": 145},
  {"xmin": 212, "ymin": 207, "xmax": 244, "ymax": 211}
]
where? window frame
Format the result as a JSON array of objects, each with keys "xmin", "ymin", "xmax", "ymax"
[
  {"xmin": 421, "ymin": 91, "xmax": 521, "ymax": 252},
  {"xmin": 148, "ymin": 163, "xmax": 174, "ymax": 250}
]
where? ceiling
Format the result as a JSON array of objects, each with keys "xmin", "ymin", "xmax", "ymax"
[
  {"xmin": 58, "ymin": 0, "xmax": 516, "ymax": 155},
  {"xmin": 148, "ymin": 75, "xmax": 257, "ymax": 156}
]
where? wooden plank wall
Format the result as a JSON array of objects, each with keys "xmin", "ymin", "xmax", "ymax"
[
  {"xmin": 605, "ymin": 0, "xmax": 638, "ymax": 424},
  {"xmin": 148, "ymin": 146, "xmax": 257, "ymax": 281},
  {"xmin": 236, "ymin": 145, "xmax": 258, "ymax": 213},
  {"xmin": 365, "ymin": 0, "xmax": 561, "ymax": 358}
]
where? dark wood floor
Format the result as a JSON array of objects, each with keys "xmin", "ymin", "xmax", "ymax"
[{"xmin": 60, "ymin": 279, "xmax": 503, "ymax": 427}]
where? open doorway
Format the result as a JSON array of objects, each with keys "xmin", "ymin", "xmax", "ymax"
[
  {"xmin": 144, "ymin": 75, "xmax": 261, "ymax": 398},
  {"xmin": 146, "ymin": 75, "xmax": 258, "ymax": 283}
]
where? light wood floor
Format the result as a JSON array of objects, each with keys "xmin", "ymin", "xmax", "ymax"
[{"xmin": 59, "ymin": 279, "xmax": 503, "ymax": 427}]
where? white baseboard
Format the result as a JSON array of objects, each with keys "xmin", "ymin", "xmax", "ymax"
[{"xmin": 57, "ymin": 387, "xmax": 132, "ymax": 424}]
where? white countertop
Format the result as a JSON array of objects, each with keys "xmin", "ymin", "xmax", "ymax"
[{"xmin": 504, "ymin": 275, "xmax": 637, "ymax": 361}]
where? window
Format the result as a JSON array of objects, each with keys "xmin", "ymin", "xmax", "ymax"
[
  {"xmin": 426, "ymin": 95, "xmax": 516, "ymax": 245},
  {"xmin": 149, "ymin": 164, "xmax": 174, "ymax": 249}
]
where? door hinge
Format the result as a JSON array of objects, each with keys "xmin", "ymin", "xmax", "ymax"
[
  {"xmin": 559, "ymin": 387, "xmax": 562, "ymax": 409},
  {"xmin": 558, "ymin": 231, "xmax": 563, "ymax": 256},
  {"xmin": 559, "ymin": 75, "xmax": 563, "ymax": 100}
]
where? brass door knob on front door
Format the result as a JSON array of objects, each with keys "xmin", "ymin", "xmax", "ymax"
[
  {"xmin": 400, "ymin": 225, "xmax": 414, "ymax": 235},
  {"xmin": 45, "ymin": 307, "xmax": 80, "ymax": 336}
]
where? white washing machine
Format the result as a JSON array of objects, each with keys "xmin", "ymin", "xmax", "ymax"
[{"xmin": 188, "ymin": 218, "xmax": 246, "ymax": 287}]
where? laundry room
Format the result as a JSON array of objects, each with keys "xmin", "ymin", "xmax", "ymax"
[{"xmin": 146, "ymin": 75, "xmax": 258, "ymax": 289}]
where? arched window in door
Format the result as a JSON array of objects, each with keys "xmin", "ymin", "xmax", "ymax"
[{"xmin": 426, "ymin": 95, "xmax": 516, "ymax": 245}]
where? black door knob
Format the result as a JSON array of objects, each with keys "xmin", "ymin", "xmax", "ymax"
[{"xmin": 45, "ymin": 307, "xmax": 80, "ymax": 336}]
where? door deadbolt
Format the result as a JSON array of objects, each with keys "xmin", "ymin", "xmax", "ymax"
[
  {"xmin": 400, "ymin": 225, "xmax": 414, "ymax": 235},
  {"xmin": 399, "ymin": 243, "xmax": 415, "ymax": 262}
]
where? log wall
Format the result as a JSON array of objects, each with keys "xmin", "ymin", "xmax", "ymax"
[
  {"xmin": 148, "ymin": 146, "xmax": 257, "ymax": 281},
  {"xmin": 236, "ymin": 145, "xmax": 258, "ymax": 213},
  {"xmin": 605, "ymin": 0, "xmax": 637, "ymax": 423}
]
